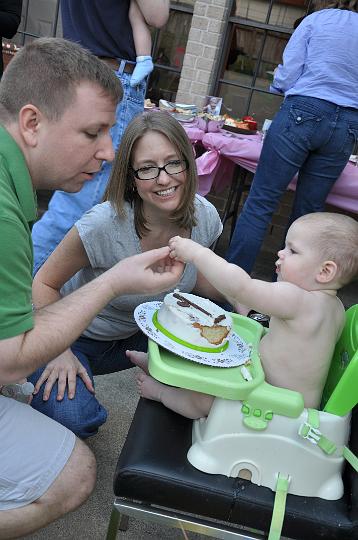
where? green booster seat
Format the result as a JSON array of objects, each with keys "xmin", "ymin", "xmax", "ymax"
[{"xmin": 147, "ymin": 305, "xmax": 358, "ymax": 539}]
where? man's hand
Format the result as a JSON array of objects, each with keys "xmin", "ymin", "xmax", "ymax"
[
  {"xmin": 33, "ymin": 350, "xmax": 94, "ymax": 401},
  {"xmin": 109, "ymin": 246, "xmax": 184, "ymax": 297},
  {"xmin": 168, "ymin": 236, "xmax": 200, "ymax": 263}
]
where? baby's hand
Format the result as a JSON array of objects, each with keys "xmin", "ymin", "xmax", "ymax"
[{"xmin": 169, "ymin": 236, "xmax": 199, "ymax": 263}]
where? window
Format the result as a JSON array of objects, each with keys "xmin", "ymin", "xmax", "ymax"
[
  {"xmin": 5, "ymin": 1, "xmax": 193, "ymax": 106},
  {"xmin": 214, "ymin": 0, "xmax": 313, "ymax": 126},
  {"xmin": 147, "ymin": 4, "xmax": 193, "ymax": 103}
]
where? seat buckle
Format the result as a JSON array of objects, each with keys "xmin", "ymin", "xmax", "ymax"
[{"xmin": 299, "ymin": 422, "xmax": 321, "ymax": 444}]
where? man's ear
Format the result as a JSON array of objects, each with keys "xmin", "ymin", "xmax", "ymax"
[
  {"xmin": 18, "ymin": 104, "xmax": 42, "ymax": 147},
  {"xmin": 316, "ymin": 260, "xmax": 338, "ymax": 284}
]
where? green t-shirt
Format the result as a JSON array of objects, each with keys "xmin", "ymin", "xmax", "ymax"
[{"xmin": 0, "ymin": 125, "xmax": 37, "ymax": 340}]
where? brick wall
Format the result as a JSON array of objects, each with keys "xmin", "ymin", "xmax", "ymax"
[{"xmin": 175, "ymin": 0, "xmax": 231, "ymax": 107}]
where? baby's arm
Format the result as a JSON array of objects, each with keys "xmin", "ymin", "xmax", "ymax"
[
  {"xmin": 128, "ymin": 0, "xmax": 153, "ymax": 86},
  {"xmin": 129, "ymin": 0, "xmax": 152, "ymax": 56},
  {"xmin": 169, "ymin": 236, "xmax": 308, "ymax": 319}
]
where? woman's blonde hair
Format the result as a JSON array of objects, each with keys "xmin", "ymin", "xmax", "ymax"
[
  {"xmin": 104, "ymin": 111, "xmax": 198, "ymax": 237},
  {"xmin": 312, "ymin": 0, "xmax": 358, "ymax": 12}
]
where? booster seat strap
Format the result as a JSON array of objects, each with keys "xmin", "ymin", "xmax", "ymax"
[
  {"xmin": 268, "ymin": 473, "xmax": 290, "ymax": 540},
  {"xmin": 299, "ymin": 409, "xmax": 337, "ymax": 455},
  {"xmin": 343, "ymin": 446, "xmax": 358, "ymax": 473}
]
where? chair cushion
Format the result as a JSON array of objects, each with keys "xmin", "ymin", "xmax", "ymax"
[{"xmin": 113, "ymin": 399, "xmax": 357, "ymax": 540}]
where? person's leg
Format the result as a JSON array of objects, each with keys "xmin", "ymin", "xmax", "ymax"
[
  {"xmin": 129, "ymin": 350, "xmax": 214, "ymax": 419},
  {"xmin": 82, "ymin": 331, "xmax": 148, "ymax": 376},
  {"xmin": 0, "ymin": 397, "xmax": 95, "ymax": 539},
  {"xmin": 225, "ymin": 102, "xmax": 309, "ymax": 273},
  {"xmin": 28, "ymin": 349, "xmax": 107, "ymax": 439},
  {"xmin": 136, "ymin": 371, "xmax": 214, "ymax": 419},
  {"xmin": 126, "ymin": 349, "xmax": 149, "ymax": 373},
  {"xmin": 32, "ymin": 71, "xmax": 146, "ymax": 274}
]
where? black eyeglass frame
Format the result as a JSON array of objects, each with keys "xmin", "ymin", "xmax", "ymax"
[{"xmin": 130, "ymin": 159, "xmax": 189, "ymax": 181}]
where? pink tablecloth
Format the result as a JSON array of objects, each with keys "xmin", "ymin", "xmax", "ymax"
[{"xmin": 192, "ymin": 129, "xmax": 358, "ymax": 213}]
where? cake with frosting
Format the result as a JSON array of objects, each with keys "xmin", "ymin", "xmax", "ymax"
[{"xmin": 156, "ymin": 291, "xmax": 232, "ymax": 349}]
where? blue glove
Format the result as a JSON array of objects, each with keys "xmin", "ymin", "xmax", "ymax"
[{"xmin": 130, "ymin": 56, "xmax": 154, "ymax": 87}]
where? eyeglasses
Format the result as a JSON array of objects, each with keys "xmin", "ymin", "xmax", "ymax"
[{"xmin": 131, "ymin": 159, "xmax": 188, "ymax": 180}]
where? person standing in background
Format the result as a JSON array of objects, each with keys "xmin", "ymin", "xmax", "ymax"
[
  {"xmin": 31, "ymin": 0, "xmax": 169, "ymax": 275},
  {"xmin": 0, "ymin": 0, "xmax": 22, "ymax": 79},
  {"xmin": 226, "ymin": 0, "xmax": 358, "ymax": 277}
]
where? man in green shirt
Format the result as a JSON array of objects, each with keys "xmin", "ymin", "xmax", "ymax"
[{"xmin": 0, "ymin": 37, "xmax": 183, "ymax": 537}]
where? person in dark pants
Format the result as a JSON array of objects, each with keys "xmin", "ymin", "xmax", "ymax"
[
  {"xmin": 31, "ymin": 0, "xmax": 169, "ymax": 275},
  {"xmin": 0, "ymin": 0, "xmax": 22, "ymax": 78},
  {"xmin": 226, "ymin": 0, "xmax": 358, "ymax": 276},
  {"xmin": 30, "ymin": 111, "xmax": 224, "ymax": 439}
]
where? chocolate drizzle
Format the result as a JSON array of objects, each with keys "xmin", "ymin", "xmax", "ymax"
[
  {"xmin": 173, "ymin": 292, "xmax": 212, "ymax": 318},
  {"xmin": 213, "ymin": 314, "xmax": 226, "ymax": 324}
]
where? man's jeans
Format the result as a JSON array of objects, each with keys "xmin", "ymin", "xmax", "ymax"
[
  {"xmin": 32, "ymin": 70, "xmax": 146, "ymax": 274},
  {"xmin": 226, "ymin": 95, "xmax": 358, "ymax": 274},
  {"xmin": 28, "ymin": 331, "xmax": 148, "ymax": 439}
]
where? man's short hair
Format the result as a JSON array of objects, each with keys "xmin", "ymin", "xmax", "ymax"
[
  {"xmin": 0, "ymin": 37, "xmax": 122, "ymax": 122},
  {"xmin": 296, "ymin": 212, "xmax": 358, "ymax": 285}
]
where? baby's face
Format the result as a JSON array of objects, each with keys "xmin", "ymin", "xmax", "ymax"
[{"xmin": 275, "ymin": 222, "xmax": 323, "ymax": 289}]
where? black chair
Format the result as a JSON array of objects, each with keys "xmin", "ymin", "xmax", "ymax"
[{"xmin": 106, "ymin": 398, "xmax": 357, "ymax": 540}]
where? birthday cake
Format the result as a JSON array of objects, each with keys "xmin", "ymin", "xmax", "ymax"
[{"xmin": 156, "ymin": 291, "xmax": 232, "ymax": 349}]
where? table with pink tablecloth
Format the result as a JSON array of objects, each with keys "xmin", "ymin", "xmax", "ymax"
[{"xmin": 189, "ymin": 129, "xmax": 358, "ymax": 214}]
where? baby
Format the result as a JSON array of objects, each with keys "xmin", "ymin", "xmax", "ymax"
[
  {"xmin": 129, "ymin": 0, "xmax": 154, "ymax": 87},
  {"xmin": 130, "ymin": 212, "xmax": 358, "ymax": 419}
]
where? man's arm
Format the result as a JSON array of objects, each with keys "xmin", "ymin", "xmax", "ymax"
[
  {"xmin": 136, "ymin": 0, "xmax": 169, "ymax": 28},
  {"xmin": 0, "ymin": 247, "xmax": 184, "ymax": 384}
]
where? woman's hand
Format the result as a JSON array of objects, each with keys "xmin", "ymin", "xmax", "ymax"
[{"xmin": 33, "ymin": 350, "xmax": 94, "ymax": 401}]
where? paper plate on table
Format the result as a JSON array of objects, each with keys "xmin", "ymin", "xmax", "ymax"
[
  {"xmin": 134, "ymin": 301, "xmax": 251, "ymax": 368},
  {"xmin": 170, "ymin": 112, "xmax": 195, "ymax": 123}
]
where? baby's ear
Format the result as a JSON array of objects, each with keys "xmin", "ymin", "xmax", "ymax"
[{"xmin": 316, "ymin": 260, "xmax": 338, "ymax": 284}]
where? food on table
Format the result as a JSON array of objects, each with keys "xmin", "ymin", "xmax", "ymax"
[
  {"xmin": 223, "ymin": 114, "xmax": 257, "ymax": 131},
  {"xmin": 144, "ymin": 98, "xmax": 156, "ymax": 109}
]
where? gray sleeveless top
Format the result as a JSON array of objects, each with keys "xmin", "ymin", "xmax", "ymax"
[{"xmin": 61, "ymin": 195, "xmax": 222, "ymax": 340}]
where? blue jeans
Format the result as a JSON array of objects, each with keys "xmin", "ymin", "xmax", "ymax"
[
  {"xmin": 28, "ymin": 331, "xmax": 148, "ymax": 439},
  {"xmin": 226, "ymin": 96, "xmax": 358, "ymax": 274},
  {"xmin": 32, "ymin": 69, "xmax": 146, "ymax": 274}
]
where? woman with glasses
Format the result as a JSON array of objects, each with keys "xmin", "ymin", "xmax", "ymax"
[{"xmin": 30, "ymin": 111, "xmax": 224, "ymax": 438}]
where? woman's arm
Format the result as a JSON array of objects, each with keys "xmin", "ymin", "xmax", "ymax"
[
  {"xmin": 32, "ymin": 227, "xmax": 90, "ymax": 309},
  {"xmin": 270, "ymin": 18, "xmax": 311, "ymax": 94},
  {"xmin": 136, "ymin": 0, "xmax": 169, "ymax": 28}
]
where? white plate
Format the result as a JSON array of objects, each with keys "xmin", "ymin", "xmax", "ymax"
[
  {"xmin": 134, "ymin": 301, "xmax": 251, "ymax": 368},
  {"xmin": 171, "ymin": 112, "xmax": 195, "ymax": 123}
]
